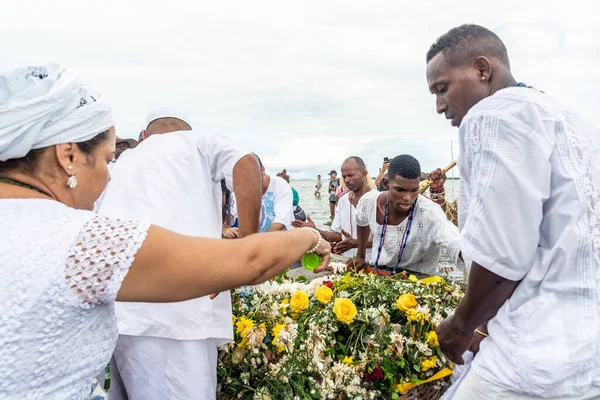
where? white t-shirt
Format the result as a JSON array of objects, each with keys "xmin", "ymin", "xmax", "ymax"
[
  {"xmin": 97, "ymin": 130, "xmax": 247, "ymax": 344},
  {"xmin": 259, "ymin": 176, "xmax": 294, "ymax": 232},
  {"xmin": 459, "ymin": 88, "xmax": 600, "ymax": 397},
  {"xmin": 355, "ymin": 193, "xmax": 463, "ymax": 276},
  {"xmin": 331, "ymin": 189, "xmax": 378, "ymax": 258}
]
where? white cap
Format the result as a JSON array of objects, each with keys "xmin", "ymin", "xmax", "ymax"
[{"xmin": 145, "ymin": 106, "xmax": 192, "ymax": 129}]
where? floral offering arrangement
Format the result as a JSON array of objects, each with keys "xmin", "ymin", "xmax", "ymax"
[{"xmin": 217, "ymin": 262, "xmax": 464, "ymax": 400}]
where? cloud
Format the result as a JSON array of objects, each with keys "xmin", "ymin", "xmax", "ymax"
[{"xmin": 1, "ymin": 0, "xmax": 597, "ymax": 178}]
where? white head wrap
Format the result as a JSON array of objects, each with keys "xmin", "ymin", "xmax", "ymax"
[
  {"xmin": 145, "ymin": 106, "xmax": 192, "ymax": 129},
  {"xmin": 0, "ymin": 63, "xmax": 114, "ymax": 162}
]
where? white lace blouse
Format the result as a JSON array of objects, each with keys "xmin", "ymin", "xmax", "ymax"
[
  {"xmin": 0, "ymin": 199, "xmax": 149, "ymax": 399},
  {"xmin": 355, "ymin": 193, "xmax": 464, "ymax": 276}
]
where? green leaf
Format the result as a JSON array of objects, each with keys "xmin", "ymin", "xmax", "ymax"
[{"xmin": 391, "ymin": 393, "xmax": 400, "ymax": 400}]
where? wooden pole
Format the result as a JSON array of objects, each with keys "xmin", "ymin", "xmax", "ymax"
[{"xmin": 419, "ymin": 160, "xmax": 457, "ymax": 194}]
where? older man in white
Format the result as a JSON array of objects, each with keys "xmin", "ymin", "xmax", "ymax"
[{"xmin": 97, "ymin": 107, "xmax": 262, "ymax": 399}]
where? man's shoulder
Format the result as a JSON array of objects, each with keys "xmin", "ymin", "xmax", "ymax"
[
  {"xmin": 465, "ymin": 88, "xmax": 570, "ymax": 126},
  {"xmin": 358, "ymin": 190, "xmax": 380, "ymax": 207}
]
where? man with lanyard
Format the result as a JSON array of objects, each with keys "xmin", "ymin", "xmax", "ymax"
[
  {"xmin": 351, "ymin": 154, "xmax": 464, "ymax": 277},
  {"xmin": 426, "ymin": 24, "xmax": 600, "ymax": 399},
  {"xmin": 327, "ymin": 170, "xmax": 340, "ymax": 219},
  {"xmin": 293, "ymin": 156, "xmax": 376, "ymax": 257},
  {"xmin": 97, "ymin": 107, "xmax": 262, "ymax": 399}
]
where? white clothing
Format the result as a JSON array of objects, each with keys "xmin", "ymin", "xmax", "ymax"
[
  {"xmin": 97, "ymin": 130, "xmax": 247, "ymax": 343},
  {"xmin": 145, "ymin": 106, "xmax": 191, "ymax": 128},
  {"xmin": 0, "ymin": 199, "xmax": 148, "ymax": 399},
  {"xmin": 109, "ymin": 336, "xmax": 218, "ymax": 400},
  {"xmin": 355, "ymin": 193, "xmax": 463, "ymax": 275},
  {"xmin": 458, "ymin": 88, "xmax": 600, "ymax": 397},
  {"xmin": 331, "ymin": 189, "xmax": 377, "ymax": 258},
  {"xmin": 0, "ymin": 63, "xmax": 113, "ymax": 162},
  {"xmin": 450, "ymin": 369, "xmax": 600, "ymax": 400},
  {"xmin": 259, "ymin": 176, "xmax": 294, "ymax": 232}
]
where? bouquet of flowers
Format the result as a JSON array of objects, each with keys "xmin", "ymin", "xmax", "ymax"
[{"xmin": 217, "ymin": 263, "xmax": 464, "ymax": 400}]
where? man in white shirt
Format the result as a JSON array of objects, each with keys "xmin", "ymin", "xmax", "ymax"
[
  {"xmin": 97, "ymin": 107, "xmax": 262, "ymax": 400},
  {"xmin": 352, "ymin": 155, "xmax": 463, "ymax": 276},
  {"xmin": 427, "ymin": 25, "xmax": 600, "ymax": 399},
  {"xmin": 293, "ymin": 156, "xmax": 376, "ymax": 258},
  {"xmin": 254, "ymin": 155, "xmax": 294, "ymax": 232}
]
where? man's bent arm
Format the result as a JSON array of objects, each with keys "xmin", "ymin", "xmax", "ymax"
[
  {"xmin": 267, "ymin": 222, "xmax": 286, "ymax": 232},
  {"xmin": 233, "ymin": 154, "xmax": 262, "ymax": 237},
  {"xmin": 356, "ymin": 225, "xmax": 371, "ymax": 259},
  {"xmin": 453, "ymin": 262, "xmax": 520, "ymax": 334}
]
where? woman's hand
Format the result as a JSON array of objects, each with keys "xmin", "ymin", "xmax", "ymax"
[
  {"xmin": 222, "ymin": 227, "xmax": 239, "ymax": 239},
  {"xmin": 308, "ymin": 228, "xmax": 331, "ymax": 273}
]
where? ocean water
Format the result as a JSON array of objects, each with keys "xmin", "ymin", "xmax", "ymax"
[{"xmin": 291, "ymin": 179, "xmax": 460, "ymax": 230}]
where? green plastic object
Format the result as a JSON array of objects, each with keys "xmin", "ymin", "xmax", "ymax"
[{"xmin": 301, "ymin": 252, "xmax": 322, "ymax": 271}]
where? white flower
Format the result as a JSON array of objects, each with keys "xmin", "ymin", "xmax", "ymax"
[
  {"xmin": 415, "ymin": 341, "xmax": 433, "ymax": 356},
  {"xmin": 330, "ymin": 261, "xmax": 347, "ymax": 274}
]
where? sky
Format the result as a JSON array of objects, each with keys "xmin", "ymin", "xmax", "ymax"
[{"xmin": 1, "ymin": 0, "xmax": 597, "ymax": 178}]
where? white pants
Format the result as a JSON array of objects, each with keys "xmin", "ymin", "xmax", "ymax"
[
  {"xmin": 109, "ymin": 335, "xmax": 218, "ymax": 400},
  {"xmin": 452, "ymin": 370, "xmax": 600, "ymax": 399}
]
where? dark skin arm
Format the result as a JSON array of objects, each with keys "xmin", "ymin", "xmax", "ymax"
[
  {"xmin": 291, "ymin": 216, "xmax": 343, "ymax": 242},
  {"xmin": 346, "ymin": 224, "xmax": 371, "ymax": 270},
  {"xmin": 233, "ymin": 154, "xmax": 262, "ymax": 238},
  {"xmin": 427, "ymin": 167, "xmax": 447, "ymax": 212},
  {"xmin": 266, "ymin": 222, "xmax": 286, "ymax": 232},
  {"xmin": 335, "ymin": 230, "xmax": 373, "ymax": 254},
  {"xmin": 437, "ymin": 262, "xmax": 520, "ymax": 364}
]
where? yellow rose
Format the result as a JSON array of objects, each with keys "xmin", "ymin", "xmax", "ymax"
[
  {"xmin": 426, "ymin": 331, "xmax": 439, "ymax": 347},
  {"xmin": 406, "ymin": 309, "xmax": 428, "ymax": 324},
  {"xmin": 290, "ymin": 290, "xmax": 309, "ymax": 313},
  {"xmin": 315, "ymin": 285, "xmax": 334, "ymax": 304},
  {"xmin": 271, "ymin": 323, "xmax": 286, "ymax": 352},
  {"xmin": 342, "ymin": 356, "xmax": 353, "ymax": 364},
  {"xmin": 333, "ymin": 297, "xmax": 358, "ymax": 324},
  {"xmin": 408, "ymin": 274, "xmax": 418, "ymax": 282},
  {"xmin": 420, "ymin": 276, "xmax": 443, "ymax": 285},
  {"xmin": 235, "ymin": 316, "xmax": 254, "ymax": 336},
  {"xmin": 396, "ymin": 293, "xmax": 418, "ymax": 312},
  {"xmin": 421, "ymin": 356, "xmax": 438, "ymax": 371}
]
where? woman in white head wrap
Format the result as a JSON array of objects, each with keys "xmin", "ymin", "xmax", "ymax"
[{"xmin": 0, "ymin": 64, "xmax": 330, "ymax": 399}]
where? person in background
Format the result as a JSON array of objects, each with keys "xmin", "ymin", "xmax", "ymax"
[
  {"xmin": 293, "ymin": 156, "xmax": 377, "ymax": 257},
  {"xmin": 276, "ymin": 170, "xmax": 306, "ymax": 222},
  {"xmin": 375, "ymin": 158, "xmax": 390, "ymax": 191},
  {"xmin": 255, "ymin": 155, "xmax": 294, "ymax": 232},
  {"xmin": 314, "ymin": 174, "xmax": 323, "ymax": 198},
  {"xmin": 336, "ymin": 178, "xmax": 349, "ymax": 199},
  {"xmin": 114, "ymin": 137, "xmax": 138, "ymax": 160},
  {"xmin": 221, "ymin": 179, "xmax": 238, "ymax": 239},
  {"xmin": 327, "ymin": 170, "xmax": 340, "ymax": 218},
  {"xmin": 97, "ymin": 106, "xmax": 263, "ymax": 400},
  {"xmin": 427, "ymin": 24, "xmax": 600, "ymax": 399}
]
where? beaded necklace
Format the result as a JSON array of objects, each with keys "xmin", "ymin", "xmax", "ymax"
[
  {"xmin": 0, "ymin": 177, "xmax": 52, "ymax": 198},
  {"xmin": 373, "ymin": 195, "xmax": 416, "ymax": 276},
  {"xmin": 516, "ymin": 82, "xmax": 543, "ymax": 93}
]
